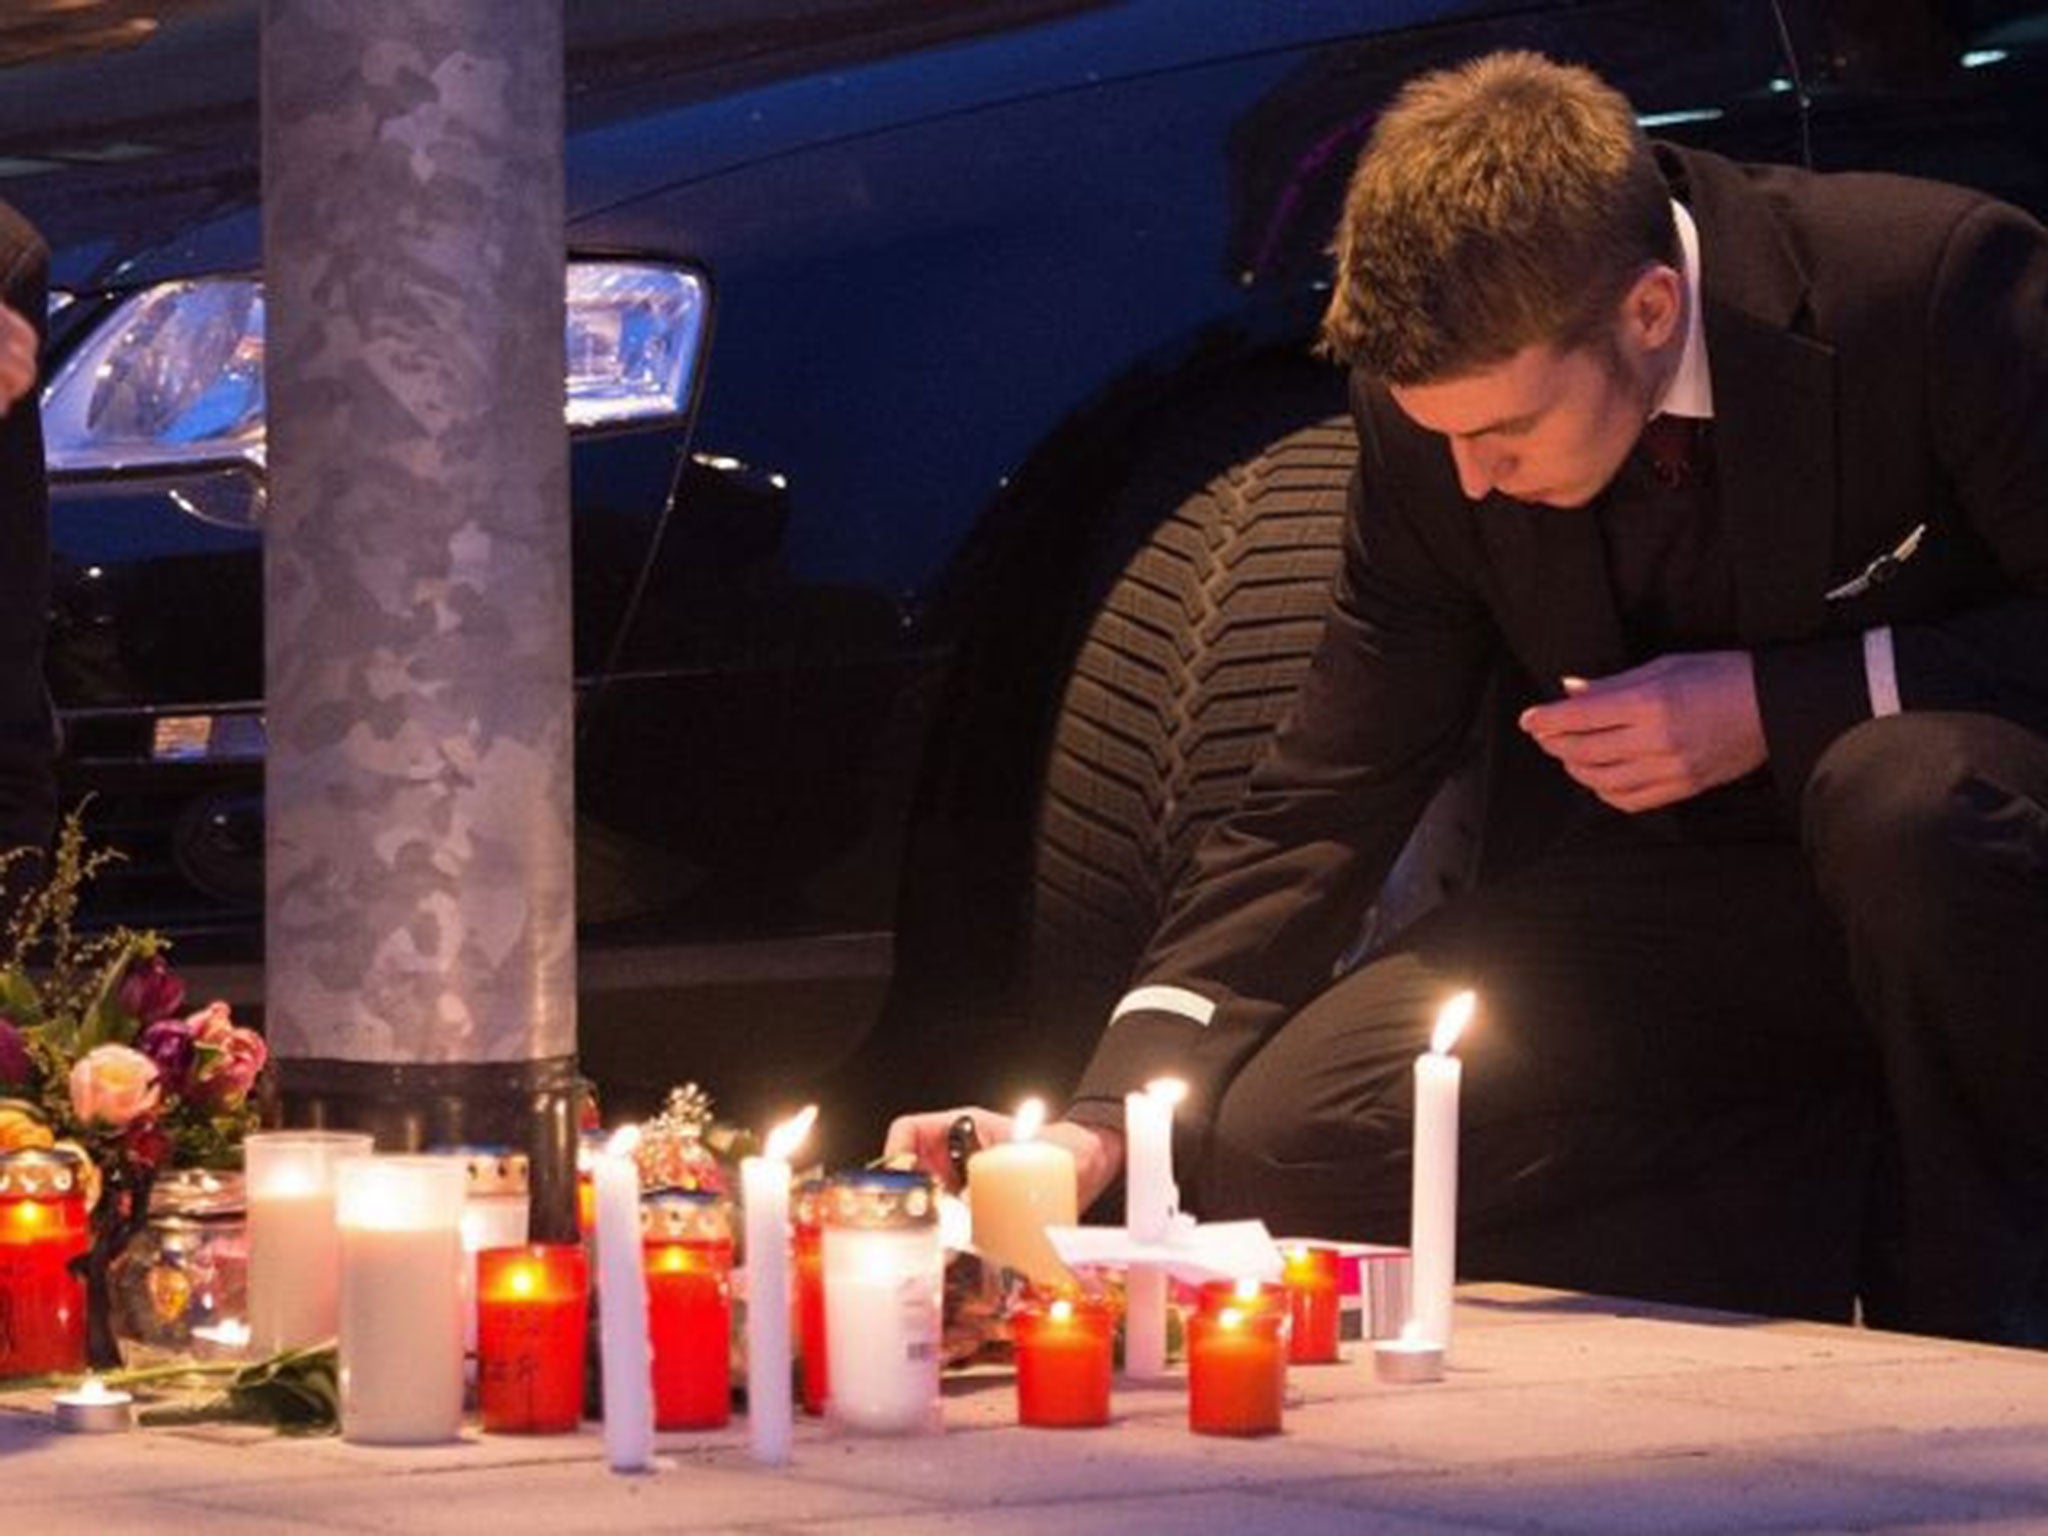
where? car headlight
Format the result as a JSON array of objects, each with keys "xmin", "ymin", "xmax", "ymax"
[{"xmin": 42, "ymin": 261, "xmax": 706, "ymax": 477}]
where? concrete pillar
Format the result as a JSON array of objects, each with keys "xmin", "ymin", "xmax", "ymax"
[{"xmin": 261, "ymin": 0, "xmax": 576, "ymax": 1237}]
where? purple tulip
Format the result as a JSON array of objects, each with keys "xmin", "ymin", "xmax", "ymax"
[
  {"xmin": 0, "ymin": 1017, "xmax": 29, "ymax": 1086},
  {"xmin": 118, "ymin": 954, "xmax": 187, "ymax": 1026},
  {"xmin": 136, "ymin": 1016, "xmax": 197, "ymax": 1095}
]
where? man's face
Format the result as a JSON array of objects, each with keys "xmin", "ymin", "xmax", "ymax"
[{"xmin": 1387, "ymin": 337, "xmax": 1653, "ymax": 509}]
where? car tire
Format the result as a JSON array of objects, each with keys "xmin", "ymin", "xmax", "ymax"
[{"xmin": 1027, "ymin": 403, "xmax": 1355, "ymax": 1039}]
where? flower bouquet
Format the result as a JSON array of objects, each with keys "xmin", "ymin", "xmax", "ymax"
[{"xmin": 0, "ymin": 812, "xmax": 268, "ymax": 1367}]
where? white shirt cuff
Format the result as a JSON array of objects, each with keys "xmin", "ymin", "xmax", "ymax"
[
  {"xmin": 1110, "ymin": 985, "xmax": 1215, "ymax": 1027},
  {"xmin": 1863, "ymin": 626, "xmax": 1901, "ymax": 718}
]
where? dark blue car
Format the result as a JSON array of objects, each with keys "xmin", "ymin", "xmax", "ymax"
[{"xmin": 3, "ymin": 0, "xmax": 2042, "ymax": 1135}]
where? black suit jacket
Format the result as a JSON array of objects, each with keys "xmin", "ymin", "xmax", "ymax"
[
  {"xmin": 1072, "ymin": 144, "xmax": 2048, "ymax": 1119},
  {"xmin": 0, "ymin": 201, "xmax": 55, "ymax": 862}
]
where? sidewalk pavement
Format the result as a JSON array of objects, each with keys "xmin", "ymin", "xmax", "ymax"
[{"xmin": 6, "ymin": 1282, "xmax": 2048, "ymax": 1535}]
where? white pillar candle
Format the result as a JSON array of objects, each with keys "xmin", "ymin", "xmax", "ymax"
[
  {"xmin": 244, "ymin": 1130, "xmax": 374, "ymax": 1354},
  {"xmin": 1122, "ymin": 1078, "xmax": 1184, "ymax": 1379},
  {"xmin": 593, "ymin": 1126, "xmax": 655, "ymax": 1473},
  {"xmin": 743, "ymin": 1105, "xmax": 816, "ymax": 1467},
  {"xmin": 1411, "ymin": 990, "xmax": 1475, "ymax": 1354},
  {"xmin": 967, "ymin": 1097, "xmax": 1076, "ymax": 1284},
  {"xmin": 336, "ymin": 1155, "xmax": 468, "ymax": 1445}
]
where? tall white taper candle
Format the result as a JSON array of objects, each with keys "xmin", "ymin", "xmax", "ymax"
[
  {"xmin": 1123, "ymin": 1077, "xmax": 1185, "ymax": 1378},
  {"xmin": 594, "ymin": 1126, "xmax": 655, "ymax": 1473},
  {"xmin": 1411, "ymin": 991, "xmax": 1475, "ymax": 1354},
  {"xmin": 744, "ymin": 1105, "xmax": 817, "ymax": 1466}
]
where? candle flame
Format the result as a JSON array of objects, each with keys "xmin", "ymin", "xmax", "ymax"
[
  {"xmin": 1143, "ymin": 1076, "xmax": 1188, "ymax": 1108},
  {"xmin": 1233, "ymin": 1276, "xmax": 1263, "ymax": 1302},
  {"xmin": 605, "ymin": 1124, "xmax": 642, "ymax": 1159},
  {"xmin": 1218, "ymin": 1306, "xmax": 1246, "ymax": 1331},
  {"xmin": 1012, "ymin": 1097, "xmax": 1047, "ymax": 1142},
  {"xmin": 1430, "ymin": 990, "xmax": 1476, "ymax": 1056},
  {"xmin": 1049, "ymin": 1298, "xmax": 1073, "ymax": 1324},
  {"xmin": 765, "ymin": 1104, "xmax": 819, "ymax": 1163}
]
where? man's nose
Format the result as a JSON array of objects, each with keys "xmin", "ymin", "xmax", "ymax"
[{"xmin": 1448, "ymin": 436, "xmax": 1501, "ymax": 499}]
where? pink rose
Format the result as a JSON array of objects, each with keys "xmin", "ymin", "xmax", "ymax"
[
  {"xmin": 185, "ymin": 1001, "xmax": 266, "ymax": 1110},
  {"xmin": 69, "ymin": 1044, "xmax": 162, "ymax": 1128}
]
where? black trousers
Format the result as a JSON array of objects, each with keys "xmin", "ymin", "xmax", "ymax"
[{"xmin": 1197, "ymin": 713, "xmax": 2048, "ymax": 1344}]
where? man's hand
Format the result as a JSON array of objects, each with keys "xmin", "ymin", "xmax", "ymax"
[
  {"xmin": 0, "ymin": 303, "xmax": 34, "ymax": 417},
  {"xmin": 1516, "ymin": 651, "xmax": 1766, "ymax": 812},
  {"xmin": 883, "ymin": 1106, "xmax": 1125, "ymax": 1211}
]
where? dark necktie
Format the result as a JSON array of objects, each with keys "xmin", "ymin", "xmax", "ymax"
[{"xmin": 1638, "ymin": 414, "xmax": 1712, "ymax": 491}]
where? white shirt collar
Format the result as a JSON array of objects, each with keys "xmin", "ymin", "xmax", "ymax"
[{"xmin": 1653, "ymin": 200, "xmax": 1713, "ymax": 421}]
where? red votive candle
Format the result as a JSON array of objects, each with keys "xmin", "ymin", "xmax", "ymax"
[
  {"xmin": 477, "ymin": 1244, "xmax": 588, "ymax": 1434},
  {"xmin": 1196, "ymin": 1276, "xmax": 1288, "ymax": 1323},
  {"xmin": 793, "ymin": 1178, "xmax": 828, "ymax": 1417},
  {"xmin": 644, "ymin": 1190, "xmax": 732, "ymax": 1431},
  {"xmin": 1012, "ymin": 1294, "xmax": 1113, "ymax": 1428},
  {"xmin": 1187, "ymin": 1303, "xmax": 1285, "ymax": 1437},
  {"xmin": 0, "ymin": 1150, "xmax": 89, "ymax": 1379},
  {"xmin": 1282, "ymin": 1244, "xmax": 1342, "ymax": 1364}
]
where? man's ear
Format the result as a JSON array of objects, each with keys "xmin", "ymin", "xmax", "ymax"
[{"xmin": 1619, "ymin": 264, "xmax": 1684, "ymax": 351}]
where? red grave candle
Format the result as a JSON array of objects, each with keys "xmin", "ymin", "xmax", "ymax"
[
  {"xmin": 0, "ymin": 1150, "xmax": 89, "ymax": 1380},
  {"xmin": 1282, "ymin": 1244, "xmax": 1342, "ymax": 1364},
  {"xmin": 1186, "ymin": 1302, "xmax": 1286, "ymax": 1437},
  {"xmin": 477, "ymin": 1244, "xmax": 589, "ymax": 1434},
  {"xmin": 643, "ymin": 1191, "xmax": 732, "ymax": 1431},
  {"xmin": 1012, "ymin": 1294, "xmax": 1113, "ymax": 1428},
  {"xmin": 793, "ymin": 1179, "xmax": 828, "ymax": 1417}
]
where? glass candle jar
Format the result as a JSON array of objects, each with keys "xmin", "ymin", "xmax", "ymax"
[
  {"xmin": 111, "ymin": 1168, "xmax": 250, "ymax": 1363},
  {"xmin": 1187, "ymin": 1302, "xmax": 1286, "ymax": 1437},
  {"xmin": 336, "ymin": 1155, "xmax": 468, "ymax": 1445},
  {"xmin": 477, "ymin": 1243, "xmax": 589, "ymax": 1434},
  {"xmin": 793, "ymin": 1177, "xmax": 828, "ymax": 1417},
  {"xmin": 821, "ymin": 1168, "xmax": 942, "ymax": 1436},
  {"xmin": 0, "ymin": 1148, "xmax": 89, "ymax": 1378},
  {"xmin": 1011, "ymin": 1293, "xmax": 1113, "ymax": 1428},
  {"xmin": 1282, "ymin": 1244, "xmax": 1342, "ymax": 1364},
  {"xmin": 244, "ymin": 1129, "xmax": 374, "ymax": 1355},
  {"xmin": 642, "ymin": 1188, "xmax": 733, "ymax": 1430}
]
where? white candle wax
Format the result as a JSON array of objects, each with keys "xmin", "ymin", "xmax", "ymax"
[
  {"xmin": 244, "ymin": 1130, "xmax": 373, "ymax": 1354},
  {"xmin": 459, "ymin": 1187, "xmax": 532, "ymax": 1354},
  {"xmin": 1123, "ymin": 1080, "xmax": 1183, "ymax": 1244},
  {"xmin": 1411, "ymin": 992, "xmax": 1474, "ymax": 1353},
  {"xmin": 967, "ymin": 1098, "xmax": 1076, "ymax": 1285},
  {"xmin": 743, "ymin": 1106, "xmax": 815, "ymax": 1467},
  {"xmin": 593, "ymin": 1130, "xmax": 655, "ymax": 1473},
  {"xmin": 1123, "ymin": 1263, "xmax": 1168, "ymax": 1379},
  {"xmin": 823, "ymin": 1223, "xmax": 942, "ymax": 1435},
  {"xmin": 336, "ymin": 1156, "xmax": 467, "ymax": 1445}
]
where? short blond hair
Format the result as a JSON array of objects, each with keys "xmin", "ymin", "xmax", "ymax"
[{"xmin": 1320, "ymin": 51, "xmax": 1677, "ymax": 383}]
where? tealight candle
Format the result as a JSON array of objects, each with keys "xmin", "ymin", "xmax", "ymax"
[
  {"xmin": 644, "ymin": 1190, "xmax": 733, "ymax": 1431},
  {"xmin": 336, "ymin": 1155, "xmax": 468, "ymax": 1445},
  {"xmin": 1374, "ymin": 1320, "xmax": 1446, "ymax": 1385},
  {"xmin": 53, "ymin": 1374, "xmax": 134, "ymax": 1433},
  {"xmin": 1011, "ymin": 1295, "xmax": 1113, "ymax": 1428},
  {"xmin": 742, "ymin": 1105, "xmax": 816, "ymax": 1465},
  {"xmin": 0, "ymin": 1149, "xmax": 89, "ymax": 1379},
  {"xmin": 1282, "ymin": 1244, "xmax": 1342, "ymax": 1364},
  {"xmin": 1186, "ymin": 1303, "xmax": 1285, "ymax": 1437},
  {"xmin": 967, "ymin": 1097, "xmax": 1076, "ymax": 1285},
  {"xmin": 477, "ymin": 1243, "xmax": 588, "ymax": 1434},
  {"xmin": 244, "ymin": 1130, "xmax": 374, "ymax": 1354},
  {"xmin": 1412, "ymin": 991, "xmax": 1475, "ymax": 1353}
]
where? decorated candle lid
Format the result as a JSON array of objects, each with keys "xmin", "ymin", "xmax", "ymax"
[
  {"xmin": 640, "ymin": 1186, "xmax": 731, "ymax": 1245},
  {"xmin": 0, "ymin": 1145, "xmax": 88, "ymax": 1199},
  {"xmin": 432, "ymin": 1144, "xmax": 530, "ymax": 1198},
  {"xmin": 821, "ymin": 1167, "xmax": 937, "ymax": 1230},
  {"xmin": 148, "ymin": 1167, "xmax": 247, "ymax": 1224}
]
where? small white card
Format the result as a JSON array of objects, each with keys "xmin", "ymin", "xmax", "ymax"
[{"xmin": 1042, "ymin": 1217, "xmax": 1284, "ymax": 1286}]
